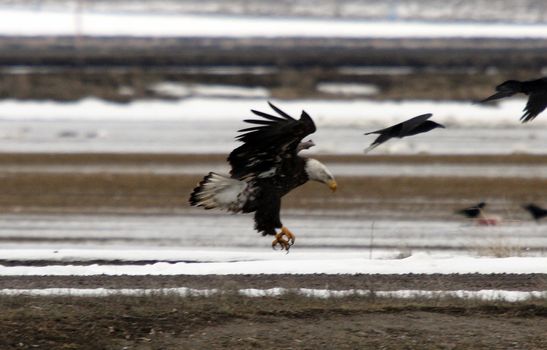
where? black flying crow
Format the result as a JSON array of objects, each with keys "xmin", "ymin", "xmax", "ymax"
[
  {"xmin": 364, "ymin": 113, "xmax": 444, "ymax": 152},
  {"xmin": 479, "ymin": 77, "xmax": 547, "ymax": 122},
  {"xmin": 456, "ymin": 202, "xmax": 487, "ymax": 219},
  {"xmin": 523, "ymin": 203, "xmax": 547, "ymax": 221}
]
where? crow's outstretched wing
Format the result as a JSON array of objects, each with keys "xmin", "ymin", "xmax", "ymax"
[
  {"xmin": 479, "ymin": 90, "xmax": 516, "ymax": 103},
  {"xmin": 399, "ymin": 113, "xmax": 433, "ymax": 136},
  {"xmin": 364, "ymin": 113, "xmax": 433, "ymax": 152},
  {"xmin": 228, "ymin": 102, "xmax": 316, "ymax": 179},
  {"xmin": 364, "ymin": 131, "xmax": 396, "ymax": 153},
  {"xmin": 521, "ymin": 91, "xmax": 547, "ymax": 122}
]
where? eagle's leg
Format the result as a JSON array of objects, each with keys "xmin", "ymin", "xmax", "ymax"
[{"xmin": 272, "ymin": 226, "xmax": 296, "ymax": 251}]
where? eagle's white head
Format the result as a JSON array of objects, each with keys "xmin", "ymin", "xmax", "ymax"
[{"xmin": 305, "ymin": 158, "xmax": 337, "ymax": 192}]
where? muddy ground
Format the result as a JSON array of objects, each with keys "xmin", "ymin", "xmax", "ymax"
[
  {"xmin": 0, "ymin": 153, "xmax": 545, "ymax": 221},
  {"xmin": 1, "ymin": 293, "xmax": 546, "ymax": 349},
  {"xmin": 1, "ymin": 274, "xmax": 547, "ymax": 291}
]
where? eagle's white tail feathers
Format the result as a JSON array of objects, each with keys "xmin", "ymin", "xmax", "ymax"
[{"xmin": 189, "ymin": 172, "xmax": 247, "ymax": 212}]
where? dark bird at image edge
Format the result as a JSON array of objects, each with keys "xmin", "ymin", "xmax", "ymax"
[
  {"xmin": 523, "ymin": 203, "xmax": 547, "ymax": 221},
  {"xmin": 479, "ymin": 77, "xmax": 547, "ymax": 122}
]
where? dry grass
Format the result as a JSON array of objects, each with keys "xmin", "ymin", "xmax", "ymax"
[{"xmin": 476, "ymin": 239, "xmax": 526, "ymax": 258}]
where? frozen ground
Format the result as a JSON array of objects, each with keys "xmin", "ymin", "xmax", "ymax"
[
  {"xmin": 0, "ymin": 98, "xmax": 545, "ymax": 154},
  {"xmin": 3, "ymin": 0, "xmax": 547, "ymax": 24},
  {"xmin": 0, "ymin": 211, "xmax": 544, "ymax": 256}
]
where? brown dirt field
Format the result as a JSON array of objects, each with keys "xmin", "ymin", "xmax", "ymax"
[
  {"xmin": 1, "ymin": 274, "xmax": 546, "ymax": 291},
  {"xmin": 2, "ymin": 152, "xmax": 547, "ymax": 165},
  {"xmin": 0, "ymin": 153, "xmax": 545, "ymax": 221},
  {"xmin": 0, "ymin": 171, "xmax": 545, "ymax": 221},
  {"xmin": 1, "ymin": 294, "xmax": 546, "ymax": 350}
]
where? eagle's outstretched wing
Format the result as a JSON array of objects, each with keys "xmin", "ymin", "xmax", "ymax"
[{"xmin": 228, "ymin": 102, "xmax": 316, "ymax": 179}]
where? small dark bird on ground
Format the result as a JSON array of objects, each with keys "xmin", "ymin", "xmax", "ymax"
[
  {"xmin": 456, "ymin": 201, "xmax": 500, "ymax": 226},
  {"xmin": 456, "ymin": 202, "xmax": 487, "ymax": 219},
  {"xmin": 364, "ymin": 113, "xmax": 444, "ymax": 152},
  {"xmin": 479, "ymin": 77, "xmax": 547, "ymax": 122},
  {"xmin": 523, "ymin": 203, "xmax": 547, "ymax": 221}
]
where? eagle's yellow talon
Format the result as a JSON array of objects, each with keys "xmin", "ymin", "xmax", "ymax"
[
  {"xmin": 272, "ymin": 239, "xmax": 289, "ymax": 251},
  {"xmin": 272, "ymin": 227, "xmax": 296, "ymax": 251},
  {"xmin": 281, "ymin": 226, "xmax": 296, "ymax": 246}
]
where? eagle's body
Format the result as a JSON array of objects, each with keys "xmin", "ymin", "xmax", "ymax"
[
  {"xmin": 189, "ymin": 102, "xmax": 336, "ymax": 249},
  {"xmin": 237, "ymin": 156, "xmax": 309, "ymax": 235},
  {"xmin": 480, "ymin": 77, "xmax": 547, "ymax": 122}
]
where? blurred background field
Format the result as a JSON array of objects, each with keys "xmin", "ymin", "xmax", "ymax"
[
  {"xmin": 0, "ymin": 0, "xmax": 544, "ymax": 246},
  {"xmin": 1, "ymin": 2, "xmax": 547, "ymax": 348}
]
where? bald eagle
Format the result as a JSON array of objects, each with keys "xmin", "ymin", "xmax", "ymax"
[{"xmin": 189, "ymin": 102, "xmax": 337, "ymax": 250}]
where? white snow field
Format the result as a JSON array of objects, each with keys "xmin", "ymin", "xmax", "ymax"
[
  {"xmin": 1, "ymin": 9, "xmax": 547, "ymax": 38},
  {"xmin": 0, "ymin": 98, "xmax": 545, "ymax": 154},
  {"xmin": 0, "ymin": 211, "xmax": 545, "ymax": 279},
  {"xmin": 0, "ymin": 213, "xmax": 545, "ymax": 253},
  {"xmin": 2, "ymin": 254, "xmax": 547, "ymax": 276}
]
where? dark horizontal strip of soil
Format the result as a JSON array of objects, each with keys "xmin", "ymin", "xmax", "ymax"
[
  {"xmin": 1, "ymin": 289, "xmax": 545, "ymax": 350},
  {"xmin": 1, "ymin": 36, "xmax": 546, "ymax": 68},
  {"xmin": 1, "ymin": 274, "xmax": 546, "ymax": 291},
  {"xmin": 1, "ymin": 152, "xmax": 547, "ymax": 166},
  {"xmin": 0, "ymin": 170, "xmax": 544, "ymax": 218}
]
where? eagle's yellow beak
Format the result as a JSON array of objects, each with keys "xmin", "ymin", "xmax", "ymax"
[{"xmin": 327, "ymin": 179, "xmax": 337, "ymax": 192}]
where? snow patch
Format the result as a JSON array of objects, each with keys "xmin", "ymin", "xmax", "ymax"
[
  {"xmin": 2, "ymin": 255, "xmax": 547, "ymax": 276},
  {"xmin": 0, "ymin": 287, "xmax": 545, "ymax": 302},
  {"xmin": 316, "ymin": 82, "xmax": 379, "ymax": 96},
  {"xmin": 0, "ymin": 97, "xmax": 542, "ymax": 128},
  {"xmin": 1, "ymin": 9, "xmax": 547, "ymax": 38},
  {"xmin": 149, "ymin": 82, "xmax": 269, "ymax": 98}
]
